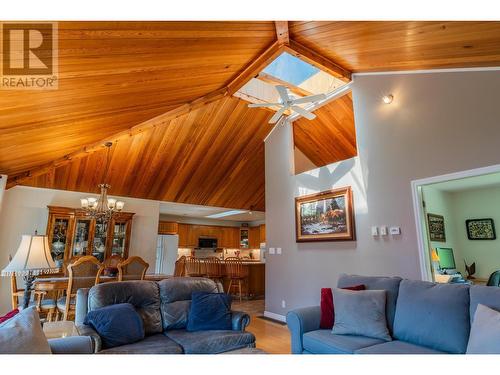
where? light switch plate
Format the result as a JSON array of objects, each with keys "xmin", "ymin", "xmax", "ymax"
[
  {"xmin": 390, "ymin": 226, "xmax": 401, "ymax": 235},
  {"xmin": 371, "ymin": 226, "xmax": 379, "ymax": 236},
  {"xmin": 269, "ymin": 247, "xmax": 275, "ymax": 254},
  {"xmin": 277, "ymin": 247, "xmax": 282, "ymax": 255},
  {"xmin": 380, "ymin": 226, "xmax": 388, "ymax": 236}
]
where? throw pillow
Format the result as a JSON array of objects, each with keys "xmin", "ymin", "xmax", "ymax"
[
  {"xmin": 0, "ymin": 307, "xmax": 51, "ymax": 354},
  {"xmin": 466, "ymin": 304, "xmax": 500, "ymax": 354},
  {"xmin": 332, "ymin": 288, "xmax": 392, "ymax": 341},
  {"xmin": 187, "ymin": 292, "xmax": 232, "ymax": 331},
  {"xmin": 0, "ymin": 308, "xmax": 19, "ymax": 324},
  {"xmin": 320, "ymin": 285, "xmax": 365, "ymax": 329},
  {"xmin": 84, "ymin": 303, "xmax": 145, "ymax": 349}
]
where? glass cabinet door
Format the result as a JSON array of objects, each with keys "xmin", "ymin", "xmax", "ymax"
[
  {"xmin": 92, "ymin": 222, "xmax": 107, "ymax": 262},
  {"xmin": 72, "ymin": 219, "xmax": 91, "ymax": 257},
  {"xmin": 240, "ymin": 229, "xmax": 249, "ymax": 249},
  {"xmin": 50, "ymin": 218, "xmax": 69, "ymax": 266},
  {"xmin": 111, "ymin": 221, "xmax": 128, "ymax": 257}
]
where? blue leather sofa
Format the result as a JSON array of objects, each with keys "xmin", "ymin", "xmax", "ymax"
[
  {"xmin": 76, "ymin": 277, "xmax": 255, "ymax": 354},
  {"xmin": 287, "ymin": 274, "xmax": 500, "ymax": 354}
]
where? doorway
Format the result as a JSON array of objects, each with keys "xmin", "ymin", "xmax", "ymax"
[{"xmin": 412, "ymin": 164, "xmax": 500, "ymax": 285}]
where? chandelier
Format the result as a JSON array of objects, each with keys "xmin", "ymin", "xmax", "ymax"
[{"xmin": 80, "ymin": 142, "xmax": 124, "ymax": 223}]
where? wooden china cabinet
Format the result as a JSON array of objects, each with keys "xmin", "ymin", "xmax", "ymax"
[{"xmin": 46, "ymin": 206, "xmax": 134, "ymax": 266}]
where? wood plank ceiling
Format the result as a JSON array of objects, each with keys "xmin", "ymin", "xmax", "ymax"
[{"xmin": 2, "ymin": 21, "xmax": 500, "ymax": 210}]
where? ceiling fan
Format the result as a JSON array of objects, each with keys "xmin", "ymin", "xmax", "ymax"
[{"xmin": 248, "ymin": 85, "xmax": 327, "ymax": 124}]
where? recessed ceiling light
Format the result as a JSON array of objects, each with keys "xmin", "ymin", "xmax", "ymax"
[
  {"xmin": 382, "ymin": 94, "xmax": 394, "ymax": 104},
  {"xmin": 206, "ymin": 210, "xmax": 246, "ymax": 219}
]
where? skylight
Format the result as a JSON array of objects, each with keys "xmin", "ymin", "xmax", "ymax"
[
  {"xmin": 206, "ymin": 210, "xmax": 247, "ymax": 219},
  {"xmin": 234, "ymin": 51, "xmax": 348, "ymax": 111},
  {"xmin": 262, "ymin": 52, "xmax": 319, "ymax": 86}
]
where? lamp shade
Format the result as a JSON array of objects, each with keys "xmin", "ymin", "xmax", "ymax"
[
  {"xmin": 431, "ymin": 249, "xmax": 440, "ymax": 262},
  {"xmin": 1, "ymin": 235, "xmax": 57, "ymax": 276}
]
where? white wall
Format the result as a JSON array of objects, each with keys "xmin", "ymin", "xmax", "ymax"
[
  {"xmin": 265, "ymin": 69, "xmax": 500, "ymax": 317},
  {"xmin": 0, "ymin": 186, "xmax": 160, "ymax": 314},
  {"xmin": 450, "ymin": 187, "xmax": 500, "ymax": 279}
]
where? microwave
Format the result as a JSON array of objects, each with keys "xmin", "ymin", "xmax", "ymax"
[{"xmin": 198, "ymin": 237, "xmax": 218, "ymax": 248}]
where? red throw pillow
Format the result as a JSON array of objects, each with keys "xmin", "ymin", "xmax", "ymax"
[
  {"xmin": 320, "ymin": 285, "xmax": 365, "ymax": 329},
  {"xmin": 0, "ymin": 308, "xmax": 19, "ymax": 324}
]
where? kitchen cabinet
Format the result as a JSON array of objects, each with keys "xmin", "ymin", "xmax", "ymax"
[
  {"xmin": 259, "ymin": 224, "xmax": 266, "ymax": 243},
  {"xmin": 46, "ymin": 206, "xmax": 134, "ymax": 266},
  {"xmin": 175, "ymin": 223, "xmax": 262, "ymax": 249},
  {"xmin": 158, "ymin": 221, "xmax": 178, "ymax": 235},
  {"xmin": 248, "ymin": 226, "xmax": 261, "ymax": 249}
]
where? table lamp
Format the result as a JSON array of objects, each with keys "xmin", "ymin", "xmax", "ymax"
[
  {"xmin": 431, "ymin": 248, "xmax": 440, "ymax": 274},
  {"xmin": 1, "ymin": 232, "xmax": 58, "ymax": 309}
]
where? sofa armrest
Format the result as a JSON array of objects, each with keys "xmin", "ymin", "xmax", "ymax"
[
  {"xmin": 286, "ymin": 306, "xmax": 321, "ymax": 354},
  {"xmin": 231, "ymin": 310, "xmax": 250, "ymax": 332},
  {"xmin": 76, "ymin": 324, "xmax": 102, "ymax": 353},
  {"xmin": 48, "ymin": 336, "xmax": 94, "ymax": 354}
]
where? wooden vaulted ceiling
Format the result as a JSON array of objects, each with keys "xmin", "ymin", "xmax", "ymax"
[{"xmin": 2, "ymin": 21, "xmax": 500, "ymax": 211}]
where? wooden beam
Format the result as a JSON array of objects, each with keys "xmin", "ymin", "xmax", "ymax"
[
  {"xmin": 257, "ymin": 72, "xmax": 313, "ymax": 97},
  {"xmin": 275, "ymin": 21, "xmax": 289, "ymax": 46},
  {"xmin": 6, "ymin": 88, "xmax": 228, "ymax": 189},
  {"xmin": 226, "ymin": 41, "xmax": 284, "ymax": 95},
  {"xmin": 285, "ymin": 40, "xmax": 351, "ymax": 82}
]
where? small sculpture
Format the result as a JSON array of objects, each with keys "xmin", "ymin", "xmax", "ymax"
[{"xmin": 464, "ymin": 260, "xmax": 476, "ymax": 280}]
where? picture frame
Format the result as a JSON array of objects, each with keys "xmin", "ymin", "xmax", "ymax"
[
  {"xmin": 295, "ymin": 186, "xmax": 355, "ymax": 242},
  {"xmin": 427, "ymin": 213, "xmax": 446, "ymax": 242},
  {"xmin": 466, "ymin": 218, "xmax": 496, "ymax": 240}
]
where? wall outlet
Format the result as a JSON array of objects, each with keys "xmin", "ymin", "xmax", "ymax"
[
  {"xmin": 269, "ymin": 247, "xmax": 275, "ymax": 255},
  {"xmin": 281, "ymin": 300, "xmax": 286, "ymax": 308},
  {"xmin": 380, "ymin": 226, "xmax": 388, "ymax": 236},
  {"xmin": 276, "ymin": 247, "xmax": 282, "ymax": 255}
]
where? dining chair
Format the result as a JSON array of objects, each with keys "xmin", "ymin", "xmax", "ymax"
[
  {"xmin": 173, "ymin": 255, "xmax": 187, "ymax": 277},
  {"xmin": 117, "ymin": 256, "xmax": 149, "ymax": 281},
  {"xmin": 204, "ymin": 257, "xmax": 224, "ymax": 287},
  {"xmin": 59, "ymin": 255, "xmax": 103, "ymax": 321},
  {"xmin": 185, "ymin": 256, "xmax": 204, "ymax": 277},
  {"xmin": 8, "ymin": 255, "xmax": 57, "ymax": 321},
  {"xmin": 225, "ymin": 257, "xmax": 247, "ymax": 303}
]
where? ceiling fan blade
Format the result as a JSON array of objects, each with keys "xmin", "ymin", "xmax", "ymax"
[
  {"xmin": 248, "ymin": 103, "xmax": 281, "ymax": 108},
  {"xmin": 291, "ymin": 93, "xmax": 327, "ymax": 105},
  {"xmin": 269, "ymin": 107, "xmax": 286, "ymax": 124},
  {"xmin": 291, "ymin": 106, "xmax": 316, "ymax": 120},
  {"xmin": 275, "ymin": 85, "xmax": 290, "ymax": 102}
]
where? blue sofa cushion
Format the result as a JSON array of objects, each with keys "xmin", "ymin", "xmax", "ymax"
[
  {"xmin": 393, "ymin": 279, "xmax": 470, "ymax": 354},
  {"xmin": 469, "ymin": 285, "xmax": 500, "ymax": 324},
  {"xmin": 302, "ymin": 330, "xmax": 384, "ymax": 354},
  {"xmin": 337, "ymin": 274, "xmax": 402, "ymax": 334},
  {"xmin": 332, "ymin": 289, "xmax": 392, "ymax": 341},
  {"xmin": 467, "ymin": 304, "xmax": 500, "ymax": 354},
  {"xmin": 98, "ymin": 333, "xmax": 183, "ymax": 354},
  {"xmin": 355, "ymin": 340, "xmax": 445, "ymax": 354},
  {"xmin": 85, "ymin": 303, "xmax": 145, "ymax": 349},
  {"xmin": 187, "ymin": 292, "xmax": 232, "ymax": 331},
  {"xmin": 164, "ymin": 329, "xmax": 255, "ymax": 354}
]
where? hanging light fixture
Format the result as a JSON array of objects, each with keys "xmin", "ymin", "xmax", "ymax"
[{"xmin": 80, "ymin": 142, "xmax": 124, "ymax": 223}]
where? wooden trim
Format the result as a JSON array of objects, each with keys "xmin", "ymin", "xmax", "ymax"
[
  {"xmin": 257, "ymin": 72, "xmax": 313, "ymax": 97},
  {"xmin": 275, "ymin": 21, "xmax": 289, "ymax": 46},
  {"xmin": 284, "ymin": 40, "xmax": 351, "ymax": 82},
  {"xmin": 6, "ymin": 88, "xmax": 228, "ymax": 189},
  {"xmin": 226, "ymin": 41, "xmax": 285, "ymax": 95}
]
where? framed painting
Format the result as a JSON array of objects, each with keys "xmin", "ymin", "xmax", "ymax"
[
  {"xmin": 466, "ymin": 218, "xmax": 496, "ymax": 240},
  {"xmin": 295, "ymin": 187, "xmax": 355, "ymax": 242},
  {"xmin": 427, "ymin": 213, "xmax": 446, "ymax": 242}
]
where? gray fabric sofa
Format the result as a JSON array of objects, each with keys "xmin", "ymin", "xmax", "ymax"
[
  {"xmin": 287, "ymin": 274, "xmax": 500, "ymax": 354},
  {"xmin": 75, "ymin": 277, "xmax": 255, "ymax": 354}
]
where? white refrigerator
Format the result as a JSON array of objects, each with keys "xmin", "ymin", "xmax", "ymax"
[{"xmin": 156, "ymin": 234, "xmax": 179, "ymax": 275}]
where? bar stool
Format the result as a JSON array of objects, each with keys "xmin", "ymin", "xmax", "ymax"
[
  {"xmin": 225, "ymin": 257, "xmax": 246, "ymax": 303},
  {"xmin": 174, "ymin": 256, "xmax": 186, "ymax": 276},
  {"xmin": 204, "ymin": 257, "xmax": 224, "ymax": 288},
  {"xmin": 185, "ymin": 256, "xmax": 204, "ymax": 277}
]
